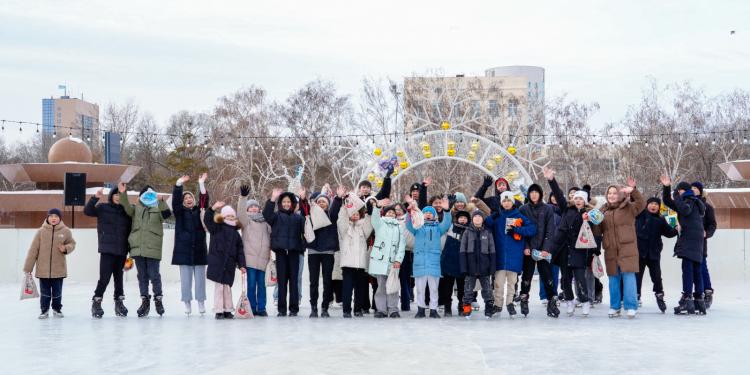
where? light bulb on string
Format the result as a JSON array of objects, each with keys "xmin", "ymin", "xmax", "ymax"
[
  {"xmin": 695, "ymin": 140, "xmax": 699, "ymax": 146},
  {"xmin": 645, "ymin": 141, "xmax": 649, "ymax": 147}
]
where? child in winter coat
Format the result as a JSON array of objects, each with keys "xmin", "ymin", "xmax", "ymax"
[
  {"xmin": 660, "ymin": 176, "xmax": 707, "ymax": 315},
  {"xmin": 406, "ymin": 197, "xmax": 452, "ymax": 319},
  {"xmin": 397, "ymin": 199, "xmax": 422, "ymax": 311},
  {"xmin": 172, "ymin": 174, "xmax": 209, "ymax": 316},
  {"xmin": 23, "ymin": 208, "xmax": 76, "ymax": 319},
  {"xmin": 118, "ymin": 182, "xmax": 172, "ymax": 317},
  {"xmin": 336, "ymin": 193, "xmax": 374, "ymax": 318},
  {"xmin": 485, "ymin": 191, "xmax": 537, "ymax": 317},
  {"xmin": 439, "ymin": 210, "xmax": 470, "ymax": 317},
  {"xmin": 263, "ymin": 188, "xmax": 306, "ymax": 317},
  {"xmin": 238, "ymin": 186, "xmax": 272, "ymax": 316},
  {"xmin": 204, "ymin": 201, "xmax": 246, "ymax": 319},
  {"xmin": 635, "ymin": 197, "xmax": 678, "ymax": 313},
  {"xmin": 459, "ymin": 210, "xmax": 496, "ymax": 318},
  {"xmin": 369, "ymin": 199, "xmax": 406, "ymax": 318}
]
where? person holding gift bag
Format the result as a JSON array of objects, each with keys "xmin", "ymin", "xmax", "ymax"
[
  {"xmin": 23, "ymin": 208, "xmax": 76, "ymax": 319},
  {"xmin": 592, "ymin": 177, "xmax": 646, "ymax": 319},
  {"xmin": 544, "ymin": 167, "xmax": 598, "ymax": 317},
  {"xmin": 368, "ymin": 198, "xmax": 406, "ymax": 318},
  {"xmin": 204, "ymin": 201, "xmax": 246, "ymax": 319}
]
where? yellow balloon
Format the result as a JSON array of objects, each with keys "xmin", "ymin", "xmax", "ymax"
[
  {"xmin": 471, "ymin": 141, "xmax": 480, "ymax": 151},
  {"xmin": 373, "ymin": 148, "xmax": 382, "ymax": 156},
  {"xmin": 493, "ymin": 154, "xmax": 503, "ymax": 163},
  {"xmin": 392, "ymin": 168, "xmax": 399, "ymax": 176},
  {"xmin": 396, "ymin": 150, "xmax": 406, "ymax": 158},
  {"xmin": 400, "ymin": 161, "xmax": 409, "ymax": 169},
  {"xmin": 505, "ymin": 170, "xmax": 519, "ymax": 182},
  {"xmin": 514, "ymin": 194, "xmax": 524, "ymax": 202},
  {"xmin": 421, "ymin": 142, "xmax": 431, "ymax": 152},
  {"xmin": 447, "ymin": 140, "xmax": 457, "ymax": 150},
  {"xmin": 447, "ymin": 149, "xmax": 456, "ymax": 157},
  {"xmin": 441, "ymin": 121, "xmax": 451, "ymax": 130},
  {"xmin": 467, "ymin": 151, "xmax": 476, "ymax": 160},
  {"xmin": 424, "ymin": 150, "xmax": 432, "ymax": 158},
  {"xmin": 485, "ymin": 160, "xmax": 496, "ymax": 169},
  {"xmin": 367, "ymin": 173, "xmax": 376, "ymax": 181},
  {"xmin": 507, "ymin": 146, "xmax": 517, "ymax": 155},
  {"xmin": 376, "ymin": 178, "xmax": 384, "ymax": 187}
]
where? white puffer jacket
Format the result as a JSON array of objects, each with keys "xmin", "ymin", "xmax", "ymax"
[{"xmin": 337, "ymin": 206, "xmax": 374, "ymax": 270}]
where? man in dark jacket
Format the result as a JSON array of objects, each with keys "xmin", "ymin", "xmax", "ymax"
[
  {"xmin": 84, "ymin": 187, "xmax": 132, "ymax": 318},
  {"xmin": 263, "ymin": 188, "xmax": 306, "ymax": 316},
  {"xmin": 661, "ymin": 177, "xmax": 707, "ymax": 315},
  {"xmin": 635, "ymin": 197, "xmax": 678, "ymax": 312},
  {"xmin": 303, "ymin": 192, "xmax": 342, "ymax": 318},
  {"xmin": 172, "ymin": 174, "xmax": 209, "ymax": 315},
  {"xmin": 692, "ymin": 182, "xmax": 718, "ymax": 308},
  {"xmin": 518, "ymin": 183, "xmax": 559, "ymax": 317}
]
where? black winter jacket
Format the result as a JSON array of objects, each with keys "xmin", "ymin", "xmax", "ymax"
[
  {"xmin": 263, "ymin": 193, "xmax": 306, "ymax": 253},
  {"xmin": 548, "ymin": 178, "xmax": 598, "ymax": 269},
  {"xmin": 305, "ymin": 196, "xmax": 343, "ymax": 252},
  {"xmin": 636, "ymin": 210, "xmax": 678, "ymax": 260},
  {"xmin": 204, "ymin": 206, "xmax": 246, "ymax": 286},
  {"xmin": 700, "ymin": 197, "xmax": 717, "ymax": 258},
  {"xmin": 171, "ymin": 185, "xmax": 209, "ymax": 266},
  {"xmin": 83, "ymin": 189, "xmax": 132, "ymax": 257},
  {"xmin": 520, "ymin": 201, "xmax": 556, "ymax": 252},
  {"xmin": 460, "ymin": 225, "xmax": 496, "ymax": 277},
  {"xmin": 662, "ymin": 187, "xmax": 705, "ymax": 263}
]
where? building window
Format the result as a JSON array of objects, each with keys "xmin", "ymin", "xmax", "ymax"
[
  {"xmin": 471, "ymin": 100, "xmax": 481, "ymax": 117},
  {"xmin": 489, "ymin": 100, "xmax": 499, "ymax": 118},
  {"xmin": 508, "ymin": 99, "xmax": 519, "ymax": 118}
]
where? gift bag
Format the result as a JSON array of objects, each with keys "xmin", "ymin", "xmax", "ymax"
[
  {"xmin": 591, "ymin": 255, "xmax": 605, "ymax": 279},
  {"xmin": 575, "ymin": 221, "xmax": 597, "ymax": 249},
  {"xmin": 20, "ymin": 273, "xmax": 39, "ymax": 300},
  {"xmin": 235, "ymin": 273, "xmax": 254, "ymax": 319},
  {"xmin": 265, "ymin": 260, "xmax": 277, "ymax": 287},
  {"xmin": 310, "ymin": 203, "xmax": 332, "ymax": 230},
  {"xmin": 386, "ymin": 267, "xmax": 400, "ymax": 294},
  {"xmin": 304, "ymin": 216, "xmax": 316, "ymax": 243}
]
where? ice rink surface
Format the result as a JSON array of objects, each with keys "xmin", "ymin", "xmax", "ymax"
[{"xmin": 2, "ymin": 280, "xmax": 748, "ymax": 375}]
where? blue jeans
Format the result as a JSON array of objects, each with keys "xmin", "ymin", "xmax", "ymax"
[
  {"xmin": 682, "ymin": 259, "xmax": 704, "ymax": 295},
  {"xmin": 39, "ymin": 278, "xmax": 63, "ymax": 313},
  {"xmin": 701, "ymin": 257, "xmax": 712, "ymax": 291},
  {"xmin": 246, "ymin": 267, "xmax": 267, "ymax": 313},
  {"xmin": 608, "ymin": 268, "xmax": 637, "ymax": 310},
  {"xmin": 540, "ymin": 264, "xmax": 560, "ymax": 300}
]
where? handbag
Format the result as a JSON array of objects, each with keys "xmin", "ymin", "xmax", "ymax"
[
  {"xmin": 265, "ymin": 260, "xmax": 277, "ymax": 287},
  {"xmin": 591, "ymin": 255, "xmax": 605, "ymax": 279},
  {"xmin": 386, "ymin": 267, "xmax": 400, "ymax": 294},
  {"xmin": 20, "ymin": 273, "xmax": 39, "ymax": 300},
  {"xmin": 575, "ymin": 221, "xmax": 597, "ymax": 249},
  {"xmin": 235, "ymin": 273, "xmax": 254, "ymax": 319},
  {"xmin": 310, "ymin": 203, "xmax": 332, "ymax": 230},
  {"xmin": 304, "ymin": 216, "xmax": 316, "ymax": 243}
]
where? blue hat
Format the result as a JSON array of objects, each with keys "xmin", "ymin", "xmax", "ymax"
[
  {"xmin": 691, "ymin": 181, "xmax": 704, "ymax": 195},
  {"xmin": 454, "ymin": 192, "xmax": 467, "ymax": 203},
  {"xmin": 422, "ymin": 206, "xmax": 437, "ymax": 217},
  {"xmin": 47, "ymin": 208, "xmax": 62, "ymax": 217}
]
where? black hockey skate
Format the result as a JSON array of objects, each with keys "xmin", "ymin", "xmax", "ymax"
[
  {"xmin": 137, "ymin": 295, "xmax": 150, "ymax": 317},
  {"xmin": 91, "ymin": 297, "xmax": 104, "ymax": 319}
]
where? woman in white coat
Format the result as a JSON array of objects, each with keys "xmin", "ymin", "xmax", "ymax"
[{"xmin": 337, "ymin": 192, "xmax": 374, "ymax": 318}]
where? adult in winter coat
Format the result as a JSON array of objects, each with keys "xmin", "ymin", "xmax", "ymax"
[
  {"xmin": 336, "ymin": 193, "xmax": 374, "ymax": 317},
  {"xmin": 302, "ymin": 187, "xmax": 343, "ymax": 318},
  {"xmin": 238, "ymin": 186, "xmax": 272, "ymax": 316},
  {"xmin": 118, "ymin": 182, "xmax": 172, "ymax": 317},
  {"xmin": 485, "ymin": 191, "xmax": 537, "ymax": 317},
  {"xmin": 474, "ymin": 175, "xmax": 522, "ymax": 214},
  {"xmin": 691, "ymin": 182, "xmax": 717, "ymax": 308},
  {"xmin": 594, "ymin": 177, "xmax": 646, "ymax": 318},
  {"xmin": 406, "ymin": 198, "xmax": 452, "ymax": 319},
  {"xmin": 23, "ymin": 209, "xmax": 76, "ymax": 319},
  {"xmin": 459, "ymin": 210, "xmax": 496, "ymax": 318},
  {"xmin": 518, "ymin": 183, "xmax": 559, "ymax": 318},
  {"xmin": 544, "ymin": 167, "xmax": 598, "ymax": 317},
  {"xmin": 171, "ymin": 174, "xmax": 209, "ymax": 316},
  {"xmin": 369, "ymin": 200, "xmax": 406, "ymax": 318},
  {"xmin": 204, "ymin": 202, "xmax": 246, "ymax": 319},
  {"xmin": 661, "ymin": 176, "xmax": 707, "ymax": 315},
  {"xmin": 84, "ymin": 186, "xmax": 132, "ymax": 318},
  {"xmin": 635, "ymin": 197, "xmax": 678, "ymax": 312},
  {"xmin": 263, "ymin": 188, "xmax": 306, "ymax": 317}
]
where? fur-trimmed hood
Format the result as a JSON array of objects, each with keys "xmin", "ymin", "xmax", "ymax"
[{"xmin": 214, "ymin": 213, "xmax": 243, "ymax": 229}]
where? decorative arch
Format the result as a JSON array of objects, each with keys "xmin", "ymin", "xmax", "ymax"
[{"xmin": 359, "ymin": 129, "xmax": 540, "ymax": 193}]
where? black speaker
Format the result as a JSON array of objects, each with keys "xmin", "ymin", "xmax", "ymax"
[{"xmin": 64, "ymin": 172, "xmax": 87, "ymax": 206}]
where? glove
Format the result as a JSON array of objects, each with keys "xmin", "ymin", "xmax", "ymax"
[
  {"xmin": 240, "ymin": 185, "xmax": 250, "ymax": 197},
  {"xmin": 385, "ymin": 164, "xmax": 394, "ymax": 178},
  {"xmin": 482, "ymin": 175, "xmax": 493, "ymax": 188}
]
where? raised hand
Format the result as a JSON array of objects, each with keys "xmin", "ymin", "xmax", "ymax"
[
  {"xmin": 621, "ymin": 186, "xmax": 634, "ymax": 194},
  {"xmin": 118, "ymin": 182, "xmax": 127, "ymax": 193},
  {"xmin": 470, "ymin": 196, "xmax": 479, "ymax": 204},
  {"xmin": 543, "ymin": 166, "xmax": 555, "ymax": 181},
  {"xmin": 626, "ymin": 176, "xmax": 636, "ymax": 188},
  {"xmin": 403, "ymin": 195, "xmax": 414, "ymax": 204},
  {"xmin": 298, "ymin": 186, "xmax": 307, "ymax": 200},
  {"xmin": 441, "ymin": 197, "xmax": 450, "ymax": 211},
  {"xmin": 199, "ymin": 173, "xmax": 208, "ymax": 183},
  {"xmin": 271, "ymin": 188, "xmax": 283, "ymax": 202},
  {"xmin": 482, "ymin": 175, "xmax": 493, "ymax": 187},
  {"xmin": 177, "ymin": 175, "xmax": 190, "ymax": 185},
  {"xmin": 659, "ymin": 174, "xmax": 671, "ymax": 187},
  {"xmin": 423, "ymin": 176, "xmax": 432, "ymax": 187},
  {"xmin": 336, "ymin": 185, "xmax": 347, "ymax": 198},
  {"xmin": 212, "ymin": 201, "xmax": 225, "ymax": 210},
  {"xmin": 377, "ymin": 198, "xmax": 392, "ymax": 208},
  {"xmin": 240, "ymin": 185, "xmax": 250, "ymax": 197},
  {"xmin": 95, "ymin": 188, "xmax": 104, "ymax": 199}
]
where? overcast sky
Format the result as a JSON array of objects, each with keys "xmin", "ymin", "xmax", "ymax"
[{"xmin": 1, "ymin": 0, "xmax": 747, "ymax": 143}]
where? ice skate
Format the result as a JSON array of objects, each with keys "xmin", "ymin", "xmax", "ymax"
[
  {"xmin": 520, "ymin": 294, "xmax": 529, "ymax": 317},
  {"xmin": 114, "ymin": 296, "xmax": 128, "ymax": 317},
  {"xmin": 154, "ymin": 295, "xmax": 165, "ymax": 316},
  {"xmin": 91, "ymin": 297, "xmax": 104, "ymax": 319},
  {"xmin": 137, "ymin": 296, "xmax": 150, "ymax": 318},
  {"xmin": 655, "ymin": 293, "xmax": 667, "ymax": 313},
  {"xmin": 582, "ymin": 301, "xmax": 591, "ymax": 317}
]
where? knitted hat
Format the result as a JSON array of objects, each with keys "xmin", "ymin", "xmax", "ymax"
[
  {"xmin": 471, "ymin": 209, "xmax": 485, "ymax": 220},
  {"xmin": 495, "ymin": 178, "xmax": 510, "ymax": 189},
  {"xmin": 676, "ymin": 182, "xmax": 692, "ymax": 192},
  {"xmin": 422, "ymin": 206, "xmax": 437, "ymax": 217},
  {"xmin": 453, "ymin": 192, "xmax": 467, "ymax": 203},
  {"xmin": 221, "ymin": 205, "xmax": 237, "ymax": 218},
  {"xmin": 500, "ymin": 191, "xmax": 515, "ymax": 202},
  {"xmin": 691, "ymin": 181, "xmax": 704, "ymax": 196},
  {"xmin": 573, "ymin": 190, "xmax": 589, "ymax": 201},
  {"xmin": 647, "ymin": 197, "xmax": 662, "ymax": 206},
  {"xmin": 47, "ymin": 208, "xmax": 62, "ymax": 217},
  {"xmin": 315, "ymin": 194, "xmax": 331, "ymax": 206},
  {"xmin": 246, "ymin": 199, "xmax": 260, "ymax": 209},
  {"xmin": 455, "ymin": 210, "xmax": 471, "ymax": 223},
  {"xmin": 410, "ymin": 183, "xmax": 421, "ymax": 192}
]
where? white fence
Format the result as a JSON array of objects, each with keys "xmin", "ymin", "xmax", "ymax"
[{"xmin": 1, "ymin": 229, "xmax": 748, "ymax": 285}]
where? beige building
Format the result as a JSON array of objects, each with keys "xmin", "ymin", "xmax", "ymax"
[
  {"xmin": 42, "ymin": 95, "xmax": 99, "ymax": 149},
  {"xmin": 403, "ymin": 66, "xmax": 545, "ymax": 138}
]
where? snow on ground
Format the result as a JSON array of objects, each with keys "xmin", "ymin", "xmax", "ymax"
[{"xmin": 1, "ymin": 280, "xmax": 748, "ymax": 374}]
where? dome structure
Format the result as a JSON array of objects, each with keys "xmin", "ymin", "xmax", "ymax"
[{"xmin": 48, "ymin": 136, "xmax": 93, "ymax": 163}]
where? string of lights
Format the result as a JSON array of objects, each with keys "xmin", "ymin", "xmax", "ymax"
[{"xmin": 1, "ymin": 118, "xmax": 749, "ymax": 146}]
